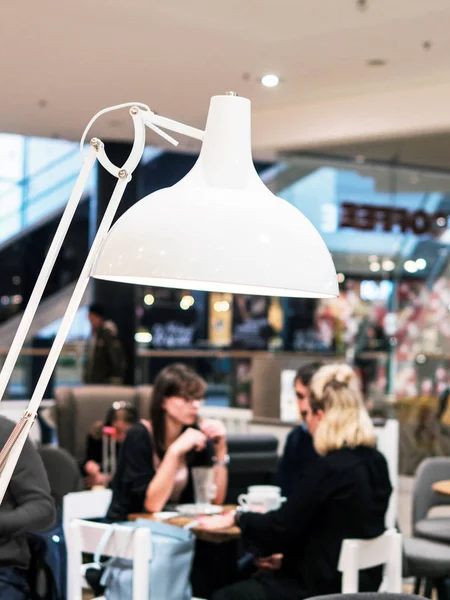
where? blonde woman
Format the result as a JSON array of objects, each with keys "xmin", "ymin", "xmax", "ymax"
[{"xmin": 201, "ymin": 364, "xmax": 392, "ymax": 600}]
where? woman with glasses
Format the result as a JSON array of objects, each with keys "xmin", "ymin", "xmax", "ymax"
[{"xmin": 106, "ymin": 363, "xmax": 228, "ymax": 521}]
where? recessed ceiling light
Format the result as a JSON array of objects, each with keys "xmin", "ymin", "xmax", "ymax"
[
  {"xmin": 416, "ymin": 258, "xmax": 427, "ymax": 270},
  {"xmin": 261, "ymin": 74, "xmax": 280, "ymax": 88},
  {"xmin": 337, "ymin": 273, "xmax": 345, "ymax": 283},
  {"xmin": 404, "ymin": 260, "xmax": 418, "ymax": 273},
  {"xmin": 369, "ymin": 262, "xmax": 381, "ymax": 273},
  {"xmin": 366, "ymin": 59, "xmax": 387, "ymax": 67}
]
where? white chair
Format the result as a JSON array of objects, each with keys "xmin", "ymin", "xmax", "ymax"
[
  {"xmin": 374, "ymin": 419, "xmax": 399, "ymax": 529},
  {"xmin": 62, "ymin": 489, "xmax": 112, "ymax": 539},
  {"xmin": 67, "ymin": 519, "xmax": 150, "ymax": 600},
  {"xmin": 67, "ymin": 518, "xmax": 205, "ymax": 600},
  {"xmin": 63, "ymin": 489, "xmax": 112, "ymax": 598},
  {"xmin": 338, "ymin": 529, "xmax": 403, "ymax": 593}
]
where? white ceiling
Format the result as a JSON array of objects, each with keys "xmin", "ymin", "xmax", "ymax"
[{"xmin": 3, "ymin": 0, "xmax": 450, "ymax": 154}]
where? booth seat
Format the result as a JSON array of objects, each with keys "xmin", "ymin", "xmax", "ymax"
[{"xmin": 54, "ymin": 385, "xmax": 153, "ymax": 463}]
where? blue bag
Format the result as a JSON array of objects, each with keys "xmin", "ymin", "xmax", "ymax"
[{"xmin": 97, "ymin": 519, "xmax": 195, "ymax": 600}]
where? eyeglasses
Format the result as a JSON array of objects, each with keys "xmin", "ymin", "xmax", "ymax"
[{"xmin": 181, "ymin": 397, "xmax": 203, "ymax": 404}]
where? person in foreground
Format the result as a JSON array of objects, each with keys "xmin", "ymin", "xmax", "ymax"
[
  {"xmin": 106, "ymin": 363, "xmax": 228, "ymax": 521},
  {"xmin": 275, "ymin": 361, "xmax": 323, "ymax": 496},
  {"xmin": 0, "ymin": 416, "xmax": 56, "ymax": 599},
  {"xmin": 200, "ymin": 364, "xmax": 392, "ymax": 600}
]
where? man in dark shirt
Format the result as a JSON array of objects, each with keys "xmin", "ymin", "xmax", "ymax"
[
  {"xmin": 84, "ymin": 303, "xmax": 126, "ymax": 384},
  {"xmin": 275, "ymin": 362, "xmax": 323, "ymax": 496},
  {"xmin": 238, "ymin": 363, "xmax": 323, "ymax": 576},
  {"xmin": 0, "ymin": 416, "xmax": 56, "ymax": 599}
]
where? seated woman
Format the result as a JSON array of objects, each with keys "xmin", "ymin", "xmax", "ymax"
[
  {"xmin": 82, "ymin": 401, "xmax": 138, "ymax": 489},
  {"xmin": 201, "ymin": 364, "xmax": 392, "ymax": 600},
  {"xmin": 106, "ymin": 363, "xmax": 228, "ymax": 521}
]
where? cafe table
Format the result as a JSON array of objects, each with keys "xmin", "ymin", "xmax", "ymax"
[
  {"xmin": 432, "ymin": 480, "xmax": 450, "ymax": 496},
  {"xmin": 128, "ymin": 504, "xmax": 241, "ymax": 543},
  {"xmin": 129, "ymin": 505, "xmax": 241, "ymax": 598}
]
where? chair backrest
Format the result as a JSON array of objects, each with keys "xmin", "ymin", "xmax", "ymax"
[
  {"xmin": 338, "ymin": 529, "xmax": 402, "ymax": 594},
  {"xmin": 62, "ymin": 489, "xmax": 112, "ymax": 540},
  {"xmin": 412, "ymin": 456, "xmax": 450, "ymax": 525},
  {"xmin": 38, "ymin": 445, "xmax": 83, "ymax": 511},
  {"xmin": 67, "ymin": 519, "xmax": 151, "ymax": 600},
  {"xmin": 54, "ymin": 384, "xmax": 152, "ymax": 462},
  {"xmin": 199, "ymin": 406, "xmax": 252, "ymax": 434},
  {"xmin": 225, "ymin": 434, "xmax": 279, "ymax": 504},
  {"xmin": 374, "ymin": 419, "xmax": 399, "ymax": 530}
]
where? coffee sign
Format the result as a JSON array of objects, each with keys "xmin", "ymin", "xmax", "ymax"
[{"xmin": 340, "ymin": 202, "xmax": 447, "ymax": 236}]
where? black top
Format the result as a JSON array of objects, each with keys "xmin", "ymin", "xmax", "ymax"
[
  {"xmin": 106, "ymin": 423, "xmax": 214, "ymax": 522},
  {"xmin": 275, "ymin": 425, "xmax": 319, "ymax": 497},
  {"xmin": 0, "ymin": 417, "xmax": 55, "ymax": 569},
  {"xmin": 81, "ymin": 434, "xmax": 122, "ymax": 475},
  {"xmin": 239, "ymin": 446, "xmax": 392, "ymax": 597}
]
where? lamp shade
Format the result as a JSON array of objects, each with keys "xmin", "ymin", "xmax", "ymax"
[{"xmin": 91, "ymin": 94, "xmax": 338, "ymax": 298}]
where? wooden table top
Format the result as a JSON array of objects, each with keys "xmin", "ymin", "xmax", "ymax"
[
  {"xmin": 433, "ymin": 480, "xmax": 450, "ymax": 496},
  {"xmin": 128, "ymin": 505, "xmax": 241, "ymax": 544}
]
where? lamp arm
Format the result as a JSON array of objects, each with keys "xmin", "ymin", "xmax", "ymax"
[
  {"xmin": 142, "ymin": 111, "xmax": 205, "ymax": 142},
  {"xmin": 0, "ymin": 108, "xmax": 146, "ymax": 503},
  {"xmin": 0, "ymin": 145, "xmax": 98, "ymax": 404}
]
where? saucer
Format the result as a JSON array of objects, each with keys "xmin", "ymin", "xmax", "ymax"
[{"xmin": 175, "ymin": 503, "xmax": 223, "ymax": 516}]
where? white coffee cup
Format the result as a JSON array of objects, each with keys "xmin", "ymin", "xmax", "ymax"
[
  {"xmin": 238, "ymin": 492, "xmax": 286, "ymax": 513},
  {"xmin": 247, "ymin": 485, "xmax": 282, "ymax": 496}
]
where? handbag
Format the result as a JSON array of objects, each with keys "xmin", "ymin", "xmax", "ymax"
[{"xmin": 95, "ymin": 519, "xmax": 195, "ymax": 600}]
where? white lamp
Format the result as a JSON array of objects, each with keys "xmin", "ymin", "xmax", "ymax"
[
  {"xmin": 92, "ymin": 95, "xmax": 337, "ymax": 298},
  {"xmin": 0, "ymin": 93, "xmax": 337, "ymax": 502}
]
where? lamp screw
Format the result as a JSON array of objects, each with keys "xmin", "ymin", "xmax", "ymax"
[
  {"xmin": 225, "ymin": 91, "xmax": 239, "ymax": 96},
  {"xmin": 118, "ymin": 169, "xmax": 128, "ymax": 179},
  {"xmin": 130, "ymin": 106, "xmax": 139, "ymax": 115},
  {"xmin": 90, "ymin": 138, "xmax": 101, "ymax": 150}
]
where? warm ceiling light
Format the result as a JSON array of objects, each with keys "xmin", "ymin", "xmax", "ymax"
[
  {"xmin": 180, "ymin": 295, "xmax": 195, "ymax": 310},
  {"xmin": 369, "ymin": 262, "xmax": 381, "ymax": 273},
  {"xmin": 134, "ymin": 331, "xmax": 152, "ymax": 343},
  {"xmin": 144, "ymin": 293, "xmax": 154, "ymax": 306},
  {"xmin": 214, "ymin": 300, "xmax": 230, "ymax": 312},
  {"xmin": 382, "ymin": 260, "xmax": 395, "ymax": 272},
  {"xmin": 261, "ymin": 74, "xmax": 279, "ymax": 88},
  {"xmin": 337, "ymin": 273, "xmax": 345, "ymax": 283}
]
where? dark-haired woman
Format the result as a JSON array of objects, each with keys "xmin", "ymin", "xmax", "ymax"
[
  {"xmin": 106, "ymin": 364, "xmax": 228, "ymax": 521},
  {"xmin": 82, "ymin": 401, "xmax": 138, "ymax": 489}
]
